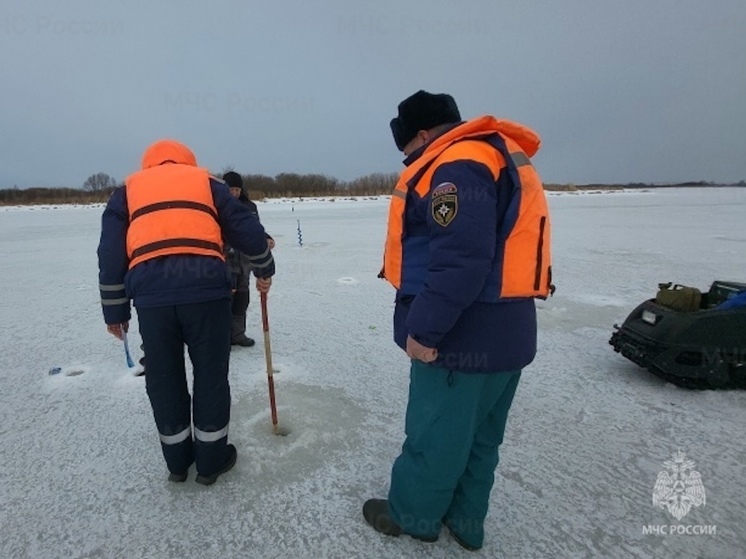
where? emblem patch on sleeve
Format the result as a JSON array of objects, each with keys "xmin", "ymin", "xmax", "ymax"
[{"xmin": 431, "ymin": 182, "xmax": 458, "ymax": 227}]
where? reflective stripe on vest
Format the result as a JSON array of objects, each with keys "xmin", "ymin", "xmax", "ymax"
[
  {"xmin": 125, "ymin": 164, "xmax": 224, "ymax": 269},
  {"xmin": 382, "ymin": 117, "xmax": 552, "ymax": 299}
]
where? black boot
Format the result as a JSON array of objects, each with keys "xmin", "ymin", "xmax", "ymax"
[
  {"xmin": 168, "ymin": 471, "xmax": 188, "ymax": 483},
  {"xmin": 167, "ymin": 457, "xmax": 193, "ymax": 483},
  {"xmin": 195, "ymin": 444, "xmax": 237, "ymax": 486},
  {"xmin": 135, "ymin": 345, "xmax": 146, "ymax": 377},
  {"xmin": 135, "ymin": 355, "xmax": 146, "ymax": 377},
  {"xmin": 362, "ymin": 499, "xmax": 438, "ymax": 542},
  {"xmin": 231, "ymin": 335, "xmax": 255, "ymax": 347}
]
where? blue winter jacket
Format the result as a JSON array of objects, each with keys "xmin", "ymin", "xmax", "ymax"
[
  {"xmin": 392, "ymin": 139, "xmax": 537, "ymax": 373},
  {"xmin": 98, "ymin": 178, "xmax": 274, "ymax": 325}
]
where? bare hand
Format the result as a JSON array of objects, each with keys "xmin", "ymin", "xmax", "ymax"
[
  {"xmin": 106, "ymin": 322, "xmax": 129, "ymax": 340},
  {"xmin": 406, "ymin": 335, "xmax": 438, "ymax": 363},
  {"xmin": 256, "ymin": 277, "xmax": 272, "ymax": 293},
  {"xmin": 267, "ymin": 238, "xmax": 276, "ymax": 250}
]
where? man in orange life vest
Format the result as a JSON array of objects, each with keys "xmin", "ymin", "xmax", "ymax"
[
  {"xmin": 364, "ymin": 91, "xmax": 553, "ymax": 550},
  {"xmin": 97, "ymin": 139, "xmax": 275, "ymax": 485}
]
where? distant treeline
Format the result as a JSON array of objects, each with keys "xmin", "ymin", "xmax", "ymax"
[
  {"xmin": 0, "ymin": 186, "xmax": 115, "ymax": 206},
  {"xmin": 0, "ymin": 172, "xmax": 400, "ymax": 206},
  {"xmin": 237, "ymin": 172, "xmax": 399, "ymax": 199},
  {"xmin": 0, "ymin": 175, "xmax": 744, "ymax": 206},
  {"xmin": 546, "ymin": 180, "xmax": 746, "ymax": 191}
]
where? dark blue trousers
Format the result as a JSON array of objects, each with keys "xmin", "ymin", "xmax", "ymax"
[{"xmin": 137, "ymin": 298, "xmax": 233, "ymax": 477}]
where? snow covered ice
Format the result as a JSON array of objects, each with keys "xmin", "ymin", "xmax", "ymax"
[{"xmin": 1, "ymin": 188, "xmax": 745, "ymax": 558}]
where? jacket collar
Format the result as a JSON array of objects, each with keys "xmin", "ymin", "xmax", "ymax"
[{"xmin": 402, "ymin": 122, "xmax": 462, "ymax": 167}]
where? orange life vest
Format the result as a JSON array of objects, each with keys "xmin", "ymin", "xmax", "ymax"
[
  {"xmin": 382, "ymin": 115, "xmax": 553, "ymax": 299},
  {"xmin": 125, "ymin": 164, "xmax": 225, "ymax": 269}
]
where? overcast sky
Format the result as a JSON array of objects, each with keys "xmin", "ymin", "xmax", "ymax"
[{"xmin": 2, "ymin": 0, "xmax": 745, "ymax": 188}]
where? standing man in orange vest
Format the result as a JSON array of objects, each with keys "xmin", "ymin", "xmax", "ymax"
[
  {"xmin": 364, "ymin": 91, "xmax": 553, "ymax": 550},
  {"xmin": 97, "ymin": 139, "xmax": 275, "ymax": 485}
]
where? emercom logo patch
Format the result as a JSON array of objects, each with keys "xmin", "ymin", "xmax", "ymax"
[{"xmin": 431, "ymin": 182, "xmax": 458, "ymax": 227}]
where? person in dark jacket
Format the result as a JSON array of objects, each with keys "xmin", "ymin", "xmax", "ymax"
[
  {"xmin": 222, "ymin": 171, "xmax": 275, "ymax": 347},
  {"xmin": 97, "ymin": 139, "xmax": 275, "ymax": 486},
  {"xmin": 363, "ymin": 91, "xmax": 553, "ymax": 550}
]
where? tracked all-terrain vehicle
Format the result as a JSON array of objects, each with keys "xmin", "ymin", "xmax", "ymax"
[{"xmin": 609, "ymin": 280, "xmax": 746, "ymax": 388}]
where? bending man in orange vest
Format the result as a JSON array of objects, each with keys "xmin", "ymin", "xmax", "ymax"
[
  {"xmin": 97, "ymin": 139, "xmax": 275, "ymax": 485},
  {"xmin": 364, "ymin": 91, "xmax": 553, "ymax": 550}
]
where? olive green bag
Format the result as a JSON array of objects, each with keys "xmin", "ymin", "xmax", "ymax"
[{"xmin": 655, "ymin": 282, "xmax": 702, "ymax": 312}]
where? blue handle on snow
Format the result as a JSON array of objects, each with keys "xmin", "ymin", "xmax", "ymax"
[{"xmin": 123, "ymin": 331, "xmax": 135, "ymax": 368}]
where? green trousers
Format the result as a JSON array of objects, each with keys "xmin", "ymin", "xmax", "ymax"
[{"xmin": 388, "ymin": 360, "xmax": 521, "ymax": 548}]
